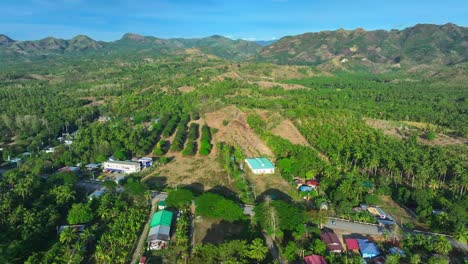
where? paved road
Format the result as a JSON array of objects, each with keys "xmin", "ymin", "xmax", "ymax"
[
  {"xmin": 130, "ymin": 192, "xmax": 168, "ymax": 264},
  {"xmin": 324, "ymin": 218, "xmax": 383, "ymax": 236},
  {"xmin": 325, "ymin": 218, "xmax": 467, "ymax": 252}
]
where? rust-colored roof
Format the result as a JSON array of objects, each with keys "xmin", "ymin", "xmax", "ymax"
[
  {"xmin": 345, "ymin": 238, "xmax": 359, "ymax": 250},
  {"xmin": 320, "ymin": 233, "xmax": 343, "ymax": 252},
  {"xmin": 304, "ymin": 254, "xmax": 327, "ymax": 264}
]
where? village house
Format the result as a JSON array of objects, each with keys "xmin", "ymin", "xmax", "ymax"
[
  {"xmin": 138, "ymin": 157, "xmax": 154, "ymax": 168},
  {"xmin": 102, "ymin": 160, "xmax": 141, "ymax": 174},
  {"xmin": 148, "ymin": 210, "xmax": 173, "ymax": 250},
  {"xmin": 357, "ymin": 239, "xmax": 380, "ymax": 258},
  {"xmin": 320, "ymin": 232, "xmax": 343, "ymax": 253},
  {"xmin": 245, "ymin": 157, "xmax": 275, "ymax": 174},
  {"xmin": 345, "ymin": 238, "xmax": 360, "ymax": 253},
  {"xmin": 304, "ymin": 254, "xmax": 327, "ymax": 264}
]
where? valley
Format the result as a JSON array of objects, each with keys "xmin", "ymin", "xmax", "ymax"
[{"xmin": 0, "ymin": 23, "xmax": 466, "ymax": 264}]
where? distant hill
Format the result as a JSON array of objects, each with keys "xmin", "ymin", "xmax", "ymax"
[
  {"xmin": 0, "ymin": 34, "xmax": 15, "ymax": 45},
  {"xmin": 113, "ymin": 34, "xmax": 261, "ymax": 61},
  {"xmin": 257, "ymin": 23, "xmax": 468, "ymax": 66},
  {"xmin": 1, "ymin": 23, "xmax": 466, "ymax": 66},
  {"xmin": 0, "ymin": 33, "xmax": 261, "ymax": 61}
]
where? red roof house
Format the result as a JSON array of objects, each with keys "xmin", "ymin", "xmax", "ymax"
[
  {"xmin": 306, "ymin": 180, "xmax": 319, "ymax": 187},
  {"xmin": 320, "ymin": 232, "xmax": 343, "ymax": 253},
  {"xmin": 304, "ymin": 254, "xmax": 327, "ymax": 264},
  {"xmin": 345, "ymin": 238, "xmax": 360, "ymax": 252}
]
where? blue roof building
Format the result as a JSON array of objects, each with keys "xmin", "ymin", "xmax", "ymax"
[
  {"xmin": 245, "ymin": 158, "xmax": 275, "ymax": 174},
  {"xmin": 357, "ymin": 239, "xmax": 380, "ymax": 258}
]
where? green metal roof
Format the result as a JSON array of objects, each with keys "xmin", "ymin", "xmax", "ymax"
[
  {"xmin": 158, "ymin": 200, "xmax": 166, "ymax": 206},
  {"xmin": 245, "ymin": 158, "xmax": 275, "ymax": 170},
  {"xmin": 150, "ymin": 210, "xmax": 173, "ymax": 227}
]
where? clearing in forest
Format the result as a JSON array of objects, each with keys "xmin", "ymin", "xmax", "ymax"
[
  {"xmin": 244, "ymin": 169, "xmax": 298, "ymax": 201},
  {"xmin": 271, "ymin": 119, "xmax": 310, "ymax": 146},
  {"xmin": 364, "ymin": 118, "xmax": 468, "ymax": 146},
  {"xmin": 193, "ymin": 217, "xmax": 248, "ymax": 245},
  {"xmin": 148, "ymin": 154, "xmax": 232, "ymax": 191},
  {"xmin": 377, "ymin": 195, "xmax": 429, "ymax": 231},
  {"xmin": 203, "ymin": 105, "xmax": 274, "ymax": 157}
]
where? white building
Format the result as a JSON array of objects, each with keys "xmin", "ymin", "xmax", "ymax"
[
  {"xmin": 102, "ymin": 160, "xmax": 141, "ymax": 174},
  {"xmin": 245, "ymin": 158, "xmax": 275, "ymax": 174}
]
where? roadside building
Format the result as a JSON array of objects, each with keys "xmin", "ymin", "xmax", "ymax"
[
  {"xmin": 58, "ymin": 224, "xmax": 86, "ymax": 234},
  {"xmin": 320, "ymin": 232, "xmax": 343, "ymax": 253},
  {"xmin": 102, "ymin": 160, "xmax": 141, "ymax": 174},
  {"xmin": 345, "ymin": 238, "xmax": 360, "ymax": 253},
  {"xmin": 148, "ymin": 210, "xmax": 173, "ymax": 250},
  {"xmin": 245, "ymin": 157, "xmax": 275, "ymax": 174},
  {"xmin": 88, "ymin": 188, "xmax": 106, "ymax": 200},
  {"xmin": 305, "ymin": 180, "xmax": 319, "ymax": 189},
  {"xmin": 304, "ymin": 254, "xmax": 327, "ymax": 264},
  {"xmin": 138, "ymin": 157, "xmax": 153, "ymax": 168},
  {"xmin": 367, "ymin": 206, "xmax": 387, "ymax": 219},
  {"xmin": 85, "ymin": 163, "xmax": 101, "ymax": 170},
  {"xmin": 357, "ymin": 239, "xmax": 380, "ymax": 258}
]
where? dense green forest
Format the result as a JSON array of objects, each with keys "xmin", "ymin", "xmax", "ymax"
[{"xmin": 0, "ymin": 47, "xmax": 466, "ymax": 264}]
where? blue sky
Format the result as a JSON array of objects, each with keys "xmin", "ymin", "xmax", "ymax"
[{"xmin": 1, "ymin": 0, "xmax": 467, "ymax": 41}]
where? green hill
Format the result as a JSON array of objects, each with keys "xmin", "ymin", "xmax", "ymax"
[{"xmin": 256, "ymin": 23, "xmax": 467, "ymax": 66}]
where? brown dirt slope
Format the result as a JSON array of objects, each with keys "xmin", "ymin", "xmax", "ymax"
[
  {"xmin": 271, "ymin": 119, "xmax": 310, "ymax": 146},
  {"xmin": 203, "ymin": 105, "xmax": 274, "ymax": 157}
]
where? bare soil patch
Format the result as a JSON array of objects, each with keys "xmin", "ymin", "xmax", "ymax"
[
  {"xmin": 193, "ymin": 217, "xmax": 248, "ymax": 245},
  {"xmin": 150, "ymin": 154, "xmax": 231, "ymax": 191},
  {"xmin": 365, "ymin": 118, "xmax": 468, "ymax": 146},
  {"xmin": 244, "ymin": 169, "xmax": 298, "ymax": 201},
  {"xmin": 271, "ymin": 119, "xmax": 310, "ymax": 146},
  {"xmin": 177, "ymin": 86, "xmax": 196, "ymax": 93},
  {"xmin": 203, "ymin": 106, "xmax": 274, "ymax": 157}
]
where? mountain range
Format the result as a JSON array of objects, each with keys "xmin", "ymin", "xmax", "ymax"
[{"xmin": 1, "ymin": 23, "xmax": 466, "ymax": 67}]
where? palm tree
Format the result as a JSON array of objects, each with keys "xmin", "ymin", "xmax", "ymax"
[
  {"xmin": 60, "ymin": 227, "xmax": 77, "ymax": 244},
  {"xmin": 428, "ymin": 179, "xmax": 439, "ymax": 190},
  {"xmin": 433, "ymin": 236, "xmax": 452, "ymax": 255},
  {"xmin": 249, "ymin": 238, "xmax": 268, "ymax": 263},
  {"xmin": 453, "ymin": 226, "xmax": 467, "ymax": 243}
]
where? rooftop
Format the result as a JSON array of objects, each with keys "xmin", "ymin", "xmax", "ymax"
[
  {"xmin": 304, "ymin": 254, "xmax": 327, "ymax": 264},
  {"xmin": 245, "ymin": 157, "xmax": 274, "ymax": 170},
  {"xmin": 345, "ymin": 238, "xmax": 359, "ymax": 250},
  {"xmin": 357, "ymin": 239, "xmax": 380, "ymax": 256},
  {"xmin": 150, "ymin": 210, "xmax": 173, "ymax": 227},
  {"xmin": 104, "ymin": 160, "xmax": 140, "ymax": 166}
]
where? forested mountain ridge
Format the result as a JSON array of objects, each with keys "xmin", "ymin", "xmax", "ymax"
[
  {"xmin": 0, "ymin": 33, "xmax": 261, "ymax": 61},
  {"xmin": 1, "ymin": 23, "xmax": 466, "ymax": 67},
  {"xmin": 256, "ymin": 23, "xmax": 468, "ymax": 66}
]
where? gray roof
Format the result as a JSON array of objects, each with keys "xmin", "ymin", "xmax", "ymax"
[
  {"xmin": 148, "ymin": 225, "xmax": 171, "ymax": 241},
  {"xmin": 104, "ymin": 160, "xmax": 140, "ymax": 166}
]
